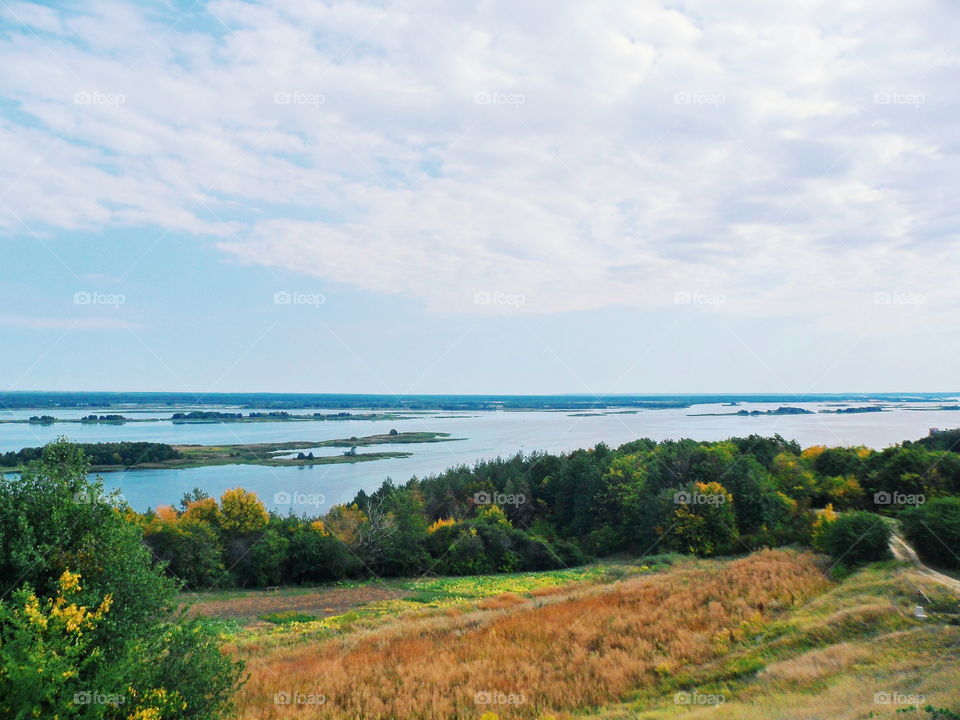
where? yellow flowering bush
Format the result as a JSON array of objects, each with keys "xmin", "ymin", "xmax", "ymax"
[
  {"xmin": 427, "ymin": 516, "xmax": 457, "ymax": 534},
  {"xmin": 21, "ymin": 570, "xmax": 112, "ymax": 637},
  {"xmin": 0, "ymin": 570, "xmax": 117, "ymax": 717},
  {"xmin": 811, "ymin": 503, "xmax": 838, "ymax": 552},
  {"xmin": 1, "ymin": 439, "xmax": 243, "ymax": 720}
]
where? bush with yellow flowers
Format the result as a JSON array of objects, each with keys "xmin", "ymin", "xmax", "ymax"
[{"xmin": 0, "ymin": 439, "xmax": 243, "ymax": 719}]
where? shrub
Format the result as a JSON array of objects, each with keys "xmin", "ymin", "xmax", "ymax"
[
  {"xmin": 144, "ymin": 517, "xmax": 226, "ymax": 588},
  {"xmin": 900, "ymin": 497, "xmax": 960, "ymax": 569},
  {"xmin": 0, "ymin": 439, "xmax": 243, "ymax": 718},
  {"xmin": 239, "ymin": 528, "xmax": 290, "ymax": 587},
  {"xmin": 442, "ymin": 528, "xmax": 492, "ymax": 575},
  {"xmin": 285, "ymin": 526, "xmax": 360, "ymax": 583},
  {"xmin": 811, "ymin": 504, "xmax": 838, "ymax": 552},
  {"xmin": 668, "ymin": 482, "xmax": 738, "ymax": 557},
  {"xmin": 820, "ymin": 510, "xmax": 891, "ymax": 566}
]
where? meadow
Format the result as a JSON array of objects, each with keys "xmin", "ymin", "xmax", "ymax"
[{"xmin": 179, "ymin": 548, "xmax": 960, "ymax": 719}]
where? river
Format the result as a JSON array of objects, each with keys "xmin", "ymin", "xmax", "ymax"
[{"xmin": 2, "ymin": 400, "xmax": 958, "ymax": 512}]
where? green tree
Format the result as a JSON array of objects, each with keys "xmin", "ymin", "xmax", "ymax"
[
  {"xmin": 900, "ymin": 498, "xmax": 960, "ymax": 569},
  {"xmin": 285, "ymin": 524, "xmax": 359, "ymax": 583},
  {"xmin": 377, "ymin": 487, "xmax": 430, "ymax": 575},
  {"xmin": 144, "ymin": 517, "xmax": 226, "ymax": 588},
  {"xmin": 0, "ymin": 439, "xmax": 242, "ymax": 719},
  {"xmin": 821, "ymin": 511, "xmax": 891, "ymax": 567},
  {"xmin": 219, "ymin": 487, "xmax": 268, "ymax": 534},
  {"xmin": 240, "ymin": 528, "xmax": 289, "ymax": 586},
  {"xmin": 669, "ymin": 481, "xmax": 738, "ymax": 557}
]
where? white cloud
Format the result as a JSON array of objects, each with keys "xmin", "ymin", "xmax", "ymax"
[{"xmin": 1, "ymin": 0, "xmax": 959, "ymax": 327}]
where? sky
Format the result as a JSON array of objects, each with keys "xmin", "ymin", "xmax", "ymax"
[{"xmin": 1, "ymin": 0, "xmax": 959, "ymax": 395}]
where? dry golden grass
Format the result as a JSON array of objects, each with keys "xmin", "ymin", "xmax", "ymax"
[
  {"xmin": 759, "ymin": 642, "xmax": 869, "ymax": 685},
  {"xmin": 234, "ymin": 549, "xmax": 828, "ymax": 719},
  {"xmin": 528, "ymin": 585, "xmax": 565, "ymax": 598},
  {"xmin": 623, "ymin": 626, "xmax": 960, "ymax": 720},
  {"xmin": 594, "ymin": 564, "xmax": 960, "ymax": 720},
  {"xmin": 476, "ymin": 592, "xmax": 527, "ymax": 610}
]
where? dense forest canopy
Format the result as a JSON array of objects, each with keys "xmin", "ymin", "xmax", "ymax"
[
  {"xmin": 51, "ymin": 429, "xmax": 958, "ymax": 588},
  {"xmin": 5, "ymin": 431, "xmax": 958, "ymax": 593}
]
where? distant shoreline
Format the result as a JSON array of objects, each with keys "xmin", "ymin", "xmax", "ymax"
[{"xmin": 1, "ymin": 390, "xmax": 957, "ymax": 412}]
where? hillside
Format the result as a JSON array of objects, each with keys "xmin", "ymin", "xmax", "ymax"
[{"xmin": 183, "ymin": 549, "xmax": 960, "ymax": 719}]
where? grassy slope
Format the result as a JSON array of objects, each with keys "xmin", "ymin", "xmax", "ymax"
[
  {"xmin": 188, "ymin": 561, "xmax": 650, "ymax": 643},
  {"xmin": 593, "ymin": 560, "xmax": 960, "ymax": 720},
  {"xmin": 192, "ymin": 552, "xmax": 959, "ymax": 720}
]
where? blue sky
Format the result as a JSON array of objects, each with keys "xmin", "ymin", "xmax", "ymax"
[{"xmin": 1, "ymin": 0, "xmax": 959, "ymax": 393}]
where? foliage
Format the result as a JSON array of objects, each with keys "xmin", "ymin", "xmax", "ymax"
[
  {"xmin": 24, "ymin": 428, "xmax": 960, "ymax": 591},
  {"xmin": 811, "ymin": 504, "xmax": 837, "ymax": 552},
  {"xmin": 669, "ymin": 481, "xmax": 738, "ymax": 556},
  {"xmin": 0, "ymin": 439, "xmax": 242, "ymax": 719},
  {"xmin": 820, "ymin": 511, "xmax": 892, "ymax": 566},
  {"xmin": 900, "ymin": 497, "xmax": 960, "ymax": 569},
  {"xmin": 218, "ymin": 488, "xmax": 268, "ymax": 534},
  {"xmin": 0, "ymin": 441, "xmax": 181, "ymax": 468}
]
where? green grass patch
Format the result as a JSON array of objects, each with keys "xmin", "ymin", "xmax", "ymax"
[{"xmin": 260, "ymin": 611, "xmax": 318, "ymax": 625}]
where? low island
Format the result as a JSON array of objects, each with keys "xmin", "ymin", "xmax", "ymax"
[
  {"xmin": 690, "ymin": 406, "xmax": 815, "ymax": 417},
  {"xmin": 0, "ymin": 431, "xmax": 462, "ymax": 472}
]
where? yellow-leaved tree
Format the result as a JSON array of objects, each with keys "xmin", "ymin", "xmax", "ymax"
[{"xmin": 218, "ymin": 487, "xmax": 268, "ymax": 534}]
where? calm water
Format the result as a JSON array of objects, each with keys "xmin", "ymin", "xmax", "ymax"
[{"xmin": 3, "ymin": 401, "xmax": 959, "ymax": 512}]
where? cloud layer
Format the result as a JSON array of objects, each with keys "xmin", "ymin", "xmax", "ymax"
[{"xmin": 1, "ymin": 0, "xmax": 958, "ymax": 325}]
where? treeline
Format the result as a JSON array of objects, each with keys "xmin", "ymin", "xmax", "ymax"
[
  {"xmin": 911, "ymin": 427, "xmax": 960, "ymax": 453},
  {"xmin": 121, "ymin": 431, "xmax": 960, "ymax": 587},
  {"xmin": 0, "ymin": 441, "xmax": 181, "ymax": 467},
  {"xmin": 171, "ymin": 410, "xmax": 243, "ymax": 420},
  {"xmin": 137, "ymin": 486, "xmax": 583, "ymax": 588},
  {"xmin": 170, "ymin": 410, "xmax": 292, "ymax": 420}
]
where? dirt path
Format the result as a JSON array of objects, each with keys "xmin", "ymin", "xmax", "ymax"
[{"xmin": 890, "ymin": 534, "xmax": 960, "ymax": 594}]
